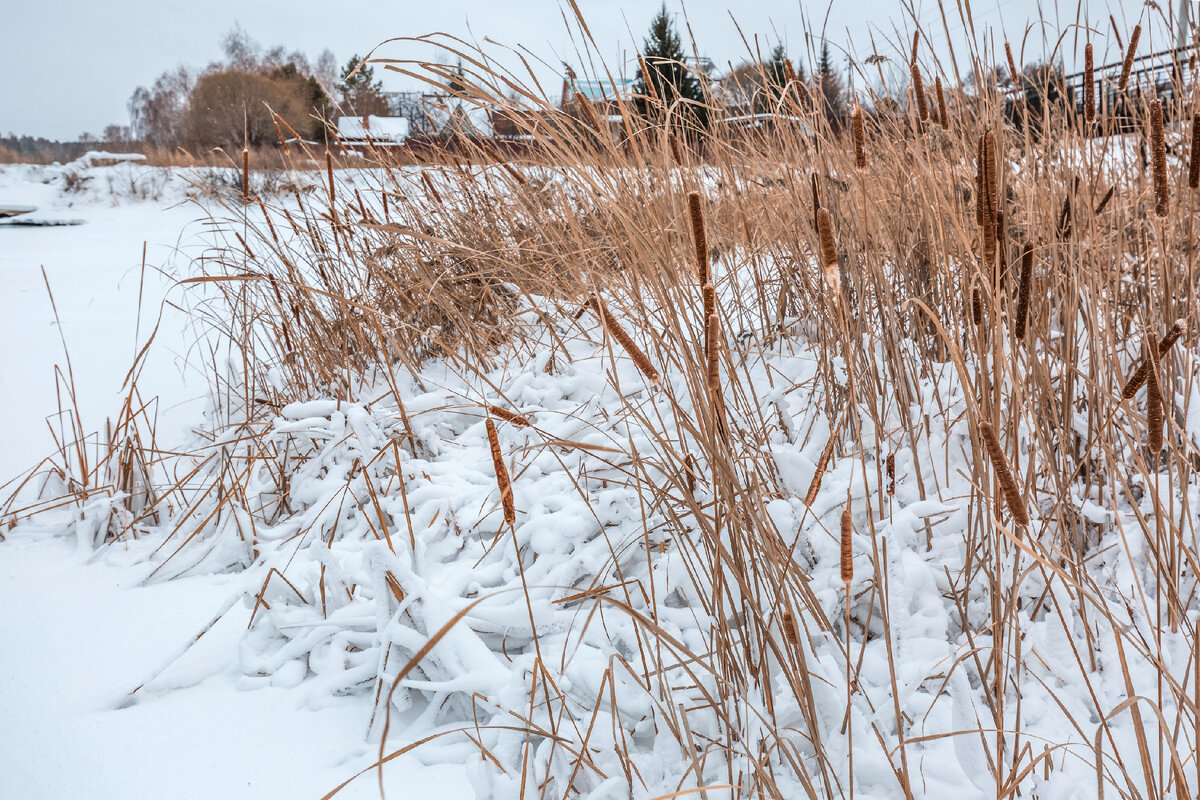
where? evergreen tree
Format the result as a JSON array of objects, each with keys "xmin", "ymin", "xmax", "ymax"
[
  {"xmin": 633, "ymin": 4, "xmax": 709, "ymax": 129},
  {"xmin": 448, "ymin": 58, "xmax": 467, "ymax": 95},
  {"xmin": 337, "ymin": 55, "xmax": 390, "ymax": 116},
  {"xmin": 816, "ymin": 42, "xmax": 845, "ymax": 119}
]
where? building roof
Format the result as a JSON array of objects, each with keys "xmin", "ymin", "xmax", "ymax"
[
  {"xmin": 572, "ymin": 78, "xmax": 636, "ymax": 102},
  {"xmin": 336, "ymin": 116, "xmax": 410, "ymax": 142}
]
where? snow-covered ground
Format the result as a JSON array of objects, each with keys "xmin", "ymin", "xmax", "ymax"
[{"xmin": 0, "ymin": 162, "xmax": 470, "ymax": 799}]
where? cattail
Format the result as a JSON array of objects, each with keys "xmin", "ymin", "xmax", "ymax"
[
  {"xmin": 911, "ymin": 63, "xmax": 929, "ymax": 122},
  {"xmin": 1109, "ymin": 15, "xmax": 1124, "ymax": 51},
  {"xmin": 1118, "ymin": 24, "xmax": 1141, "ymax": 92},
  {"xmin": 688, "ymin": 192, "xmax": 709, "ymax": 285},
  {"xmin": 975, "ymin": 133, "xmax": 986, "ymax": 227},
  {"xmin": 996, "ymin": 210, "xmax": 1006, "ymax": 278},
  {"xmin": 1150, "ymin": 99, "xmax": 1169, "ymax": 218},
  {"xmin": 683, "ymin": 453, "xmax": 697, "ymax": 496},
  {"xmin": 781, "ymin": 610, "xmax": 799, "ymax": 645},
  {"xmin": 981, "ymin": 130, "xmax": 998, "ymax": 266},
  {"xmin": 241, "ymin": 147, "xmax": 250, "ymax": 202},
  {"xmin": 1015, "ymin": 244, "xmax": 1034, "ymax": 341},
  {"xmin": 1121, "ymin": 320, "xmax": 1186, "ymax": 398},
  {"xmin": 1094, "ymin": 185, "xmax": 1115, "ymax": 215},
  {"xmin": 1057, "ymin": 185, "xmax": 1074, "ymax": 241},
  {"xmin": 486, "ymin": 418, "xmax": 516, "ymax": 526},
  {"xmin": 803, "ymin": 420, "xmax": 841, "ymax": 507},
  {"xmin": 1084, "ymin": 43, "xmax": 1095, "ymax": 122},
  {"xmin": 886, "ymin": 452, "xmax": 895, "ymax": 496},
  {"xmin": 420, "ymin": 172, "xmax": 443, "ymax": 204},
  {"xmin": 638, "ymin": 54, "xmax": 659, "ymax": 103},
  {"xmin": 910, "ymin": 31, "xmax": 920, "ymax": 66},
  {"xmin": 703, "ymin": 283, "xmax": 720, "ymax": 400},
  {"xmin": 1189, "ymin": 115, "xmax": 1200, "ymax": 189},
  {"xmin": 1005, "ymin": 42, "xmax": 1019, "ymax": 84},
  {"xmin": 935, "ymin": 76, "xmax": 948, "ymax": 128},
  {"xmin": 668, "ymin": 132, "xmax": 683, "ymax": 166},
  {"xmin": 1146, "ymin": 351, "xmax": 1164, "ymax": 452},
  {"xmin": 575, "ymin": 91, "xmax": 606, "ymax": 135},
  {"xmin": 852, "ymin": 105, "xmax": 866, "ymax": 168},
  {"xmin": 816, "ymin": 207, "xmax": 840, "ymax": 298},
  {"xmin": 978, "ymin": 420, "xmax": 1029, "ymax": 527},
  {"xmin": 325, "ymin": 150, "xmax": 336, "ymax": 205},
  {"xmin": 592, "ymin": 295, "xmax": 661, "ymax": 385},
  {"xmin": 486, "ymin": 405, "xmax": 531, "ymax": 428},
  {"xmin": 840, "ymin": 502, "xmax": 854, "ymax": 585}
]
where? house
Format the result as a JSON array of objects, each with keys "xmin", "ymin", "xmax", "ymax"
[{"xmin": 335, "ymin": 115, "xmax": 410, "ymax": 151}]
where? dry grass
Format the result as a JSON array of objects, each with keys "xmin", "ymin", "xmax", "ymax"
[{"xmin": 9, "ymin": 9, "xmax": 1200, "ymax": 799}]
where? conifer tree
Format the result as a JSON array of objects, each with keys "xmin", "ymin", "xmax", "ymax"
[{"xmin": 633, "ymin": 4, "xmax": 709, "ymax": 129}]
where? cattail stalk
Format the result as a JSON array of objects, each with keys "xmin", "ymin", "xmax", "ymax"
[
  {"xmin": 486, "ymin": 418, "xmax": 516, "ymax": 526},
  {"xmin": 803, "ymin": 419, "xmax": 841, "ymax": 508},
  {"xmin": 486, "ymin": 405, "xmax": 531, "ymax": 428},
  {"xmin": 1150, "ymin": 99, "xmax": 1169, "ymax": 218},
  {"xmin": 817, "ymin": 208, "xmax": 840, "ymax": 299},
  {"xmin": 981, "ymin": 130, "xmax": 998, "ymax": 267},
  {"xmin": 241, "ymin": 147, "xmax": 250, "ymax": 202},
  {"xmin": 688, "ymin": 192, "xmax": 709, "ymax": 284},
  {"xmin": 975, "ymin": 133, "xmax": 985, "ymax": 227},
  {"xmin": 1084, "ymin": 43, "xmax": 1095, "ymax": 122},
  {"xmin": 978, "ymin": 420, "xmax": 1030, "ymax": 526},
  {"xmin": 1121, "ymin": 320, "xmax": 1186, "ymax": 398},
  {"xmin": 852, "ymin": 105, "xmax": 866, "ymax": 168},
  {"xmin": 1189, "ymin": 114, "xmax": 1200, "ymax": 190},
  {"xmin": 911, "ymin": 64, "xmax": 929, "ymax": 122},
  {"xmin": 592, "ymin": 295, "xmax": 661, "ymax": 385},
  {"xmin": 935, "ymin": 76, "xmax": 948, "ymax": 128},
  {"xmin": 1118, "ymin": 25, "xmax": 1141, "ymax": 92},
  {"xmin": 1015, "ymin": 244, "xmax": 1034, "ymax": 340},
  {"xmin": 1147, "ymin": 352, "xmax": 1164, "ymax": 452},
  {"xmin": 840, "ymin": 503, "xmax": 854, "ymax": 585},
  {"xmin": 325, "ymin": 150, "xmax": 336, "ymax": 206}
]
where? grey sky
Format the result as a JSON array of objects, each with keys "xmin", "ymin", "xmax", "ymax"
[{"xmin": 0, "ymin": 1, "xmax": 1167, "ymax": 140}]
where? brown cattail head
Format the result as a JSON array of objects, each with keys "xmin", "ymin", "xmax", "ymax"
[
  {"xmin": 638, "ymin": 54, "xmax": 659, "ymax": 103},
  {"xmin": 816, "ymin": 207, "xmax": 841, "ymax": 298},
  {"xmin": 703, "ymin": 282, "xmax": 720, "ymax": 399},
  {"xmin": 910, "ymin": 31, "xmax": 920, "ymax": 66},
  {"xmin": 486, "ymin": 405, "xmax": 531, "ymax": 428},
  {"xmin": 886, "ymin": 452, "xmax": 896, "ymax": 496},
  {"xmin": 810, "ymin": 173, "xmax": 821, "ymax": 232},
  {"xmin": 1084, "ymin": 43, "xmax": 1095, "ymax": 122},
  {"xmin": 1005, "ymin": 42, "xmax": 1019, "ymax": 84},
  {"xmin": 486, "ymin": 418, "xmax": 516, "ymax": 526},
  {"xmin": 840, "ymin": 501, "xmax": 854, "ymax": 585},
  {"xmin": 1189, "ymin": 114, "xmax": 1200, "ymax": 190},
  {"xmin": 1015, "ymin": 243, "xmax": 1034, "ymax": 341},
  {"xmin": 781, "ymin": 610, "xmax": 799, "ymax": 645},
  {"xmin": 241, "ymin": 148, "xmax": 250, "ymax": 202},
  {"xmin": 325, "ymin": 150, "xmax": 336, "ymax": 205},
  {"xmin": 592, "ymin": 295, "xmax": 661, "ymax": 386},
  {"xmin": 1150, "ymin": 99, "xmax": 1169, "ymax": 218},
  {"xmin": 852, "ymin": 105, "xmax": 866, "ymax": 168},
  {"xmin": 981, "ymin": 130, "xmax": 998, "ymax": 266},
  {"xmin": 683, "ymin": 453, "xmax": 697, "ymax": 496},
  {"xmin": 803, "ymin": 417, "xmax": 841, "ymax": 508},
  {"xmin": 575, "ymin": 91, "xmax": 606, "ymax": 134},
  {"xmin": 688, "ymin": 192, "xmax": 709, "ymax": 284},
  {"xmin": 975, "ymin": 133, "xmax": 985, "ymax": 227},
  {"xmin": 668, "ymin": 132, "xmax": 683, "ymax": 166},
  {"xmin": 912, "ymin": 63, "xmax": 929, "ymax": 122},
  {"xmin": 935, "ymin": 76, "xmax": 948, "ymax": 128},
  {"xmin": 978, "ymin": 420, "xmax": 1030, "ymax": 527},
  {"xmin": 1094, "ymin": 185, "xmax": 1115, "ymax": 215},
  {"xmin": 1118, "ymin": 24, "xmax": 1141, "ymax": 91},
  {"xmin": 1146, "ymin": 350, "xmax": 1164, "ymax": 452},
  {"xmin": 1121, "ymin": 320, "xmax": 1187, "ymax": 398}
]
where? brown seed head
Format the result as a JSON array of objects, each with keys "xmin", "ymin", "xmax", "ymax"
[
  {"xmin": 486, "ymin": 418, "xmax": 516, "ymax": 526},
  {"xmin": 1015, "ymin": 244, "xmax": 1034, "ymax": 341},
  {"xmin": 1150, "ymin": 99, "xmax": 1169, "ymax": 217},
  {"xmin": 911, "ymin": 63, "xmax": 928, "ymax": 122},
  {"xmin": 935, "ymin": 76, "xmax": 948, "ymax": 128},
  {"xmin": 1005, "ymin": 42, "xmax": 1019, "ymax": 84},
  {"xmin": 1084, "ymin": 43, "xmax": 1095, "ymax": 122},
  {"xmin": 593, "ymin": 295, "xmax": 661, "ymax": 386},
  {"xmin": 852, "ymin": 105, "xmax": 866, "ymax": 168},
  {"xmin": 978, "ymin": 420, "xmax": 1029, "ymax": 527},
  {"xmin": 1146, "ymin": 353, "xmax": 1164, "ymax": 452},
  {"xmin": 1118, "ymin": 25, "xmax": 1141, "ymax": 91},
  {"xmin": 486, "ymin": 405, "xmax": 531, "ymax": 428},
  {"xmin": 840, "ymin": 503, "xmax": 854, "ymax": 585},
  {"xmin": 1189, "ymin": 114, "xmax": 1200, "ymax": 190},
  {"xmin": 688, "ymin": 192, "xmax": 709, "ymax": 284}
]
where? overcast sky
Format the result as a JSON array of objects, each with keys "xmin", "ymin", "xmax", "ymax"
[{"xmin": 0, "ymin": 1, "xmax": 1173, "ymax": 140}]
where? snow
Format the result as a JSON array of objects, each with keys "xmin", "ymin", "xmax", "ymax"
[
  {"xmin": 336, "ymin": 116, "xmax": 411, "ymax": 142},
  {"xmin": 2, "ymin": 160, "xmax": 1198, "ymax": 799}
]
